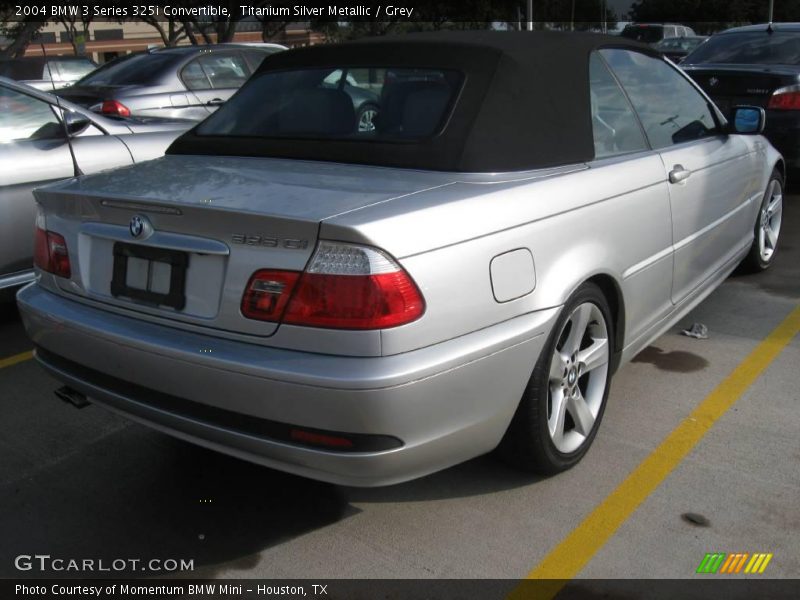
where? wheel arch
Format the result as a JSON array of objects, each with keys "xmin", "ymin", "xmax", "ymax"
[
  {"xmin": 774, "ymin": 158, "xmax": 786, "ymax": 186},
  {"xmin": 585, "ymin": 273, "xmax": 626, "ymax": 375}
]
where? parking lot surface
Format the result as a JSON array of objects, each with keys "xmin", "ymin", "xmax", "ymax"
[{"xmin": 1, "ymin": 196, "xmax": 798, "ymax": 584}]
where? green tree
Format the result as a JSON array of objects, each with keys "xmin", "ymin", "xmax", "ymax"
[{"xmin": 0, "ymin": 12, "xmax": 45, "ymax": 59}]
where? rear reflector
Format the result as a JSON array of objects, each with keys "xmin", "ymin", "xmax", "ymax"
[
  {"xmin": 100, "ymin": 100, "xmax": 131, "ymax": 117},
  {"xmin": 768, "ymin": 86, "xmax": 800, "ymax": 110},
  {"xmin": 34, "ymin": 226, "xmax": 71, "ymax": 278},
  {"xmin": 290, "ymin": 428, "xmax": 355, "ymax": 449},
  {"xmin": 241, "ymin": 242, "xmax": 425, "ymax": 329}
]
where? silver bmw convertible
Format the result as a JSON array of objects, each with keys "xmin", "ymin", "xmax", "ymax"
[{"xmin": 18, "ymin": 32, "xmax": 784, "ymax": 486}]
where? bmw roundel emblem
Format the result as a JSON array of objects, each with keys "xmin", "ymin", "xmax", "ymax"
[{"xmin": 129, "ymin": 215, "xmax": 149, "ymax": 239}]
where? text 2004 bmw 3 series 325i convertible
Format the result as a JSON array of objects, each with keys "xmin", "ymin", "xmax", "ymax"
[{"xmin": 18, "ymin": 32, "xmax": 784, "ymax": 486}]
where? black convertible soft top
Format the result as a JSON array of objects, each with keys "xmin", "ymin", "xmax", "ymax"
[{"xmin": 168, "ymin": 31, "xmax": 655, "ymax": 172}]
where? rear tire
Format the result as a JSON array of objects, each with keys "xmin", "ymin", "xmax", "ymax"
[
  {"xmin": 741, "ymin": 169, "xmax": 784, "ymax": 273},
  {"xmin": 356, "ymin": 104, "xmax": 378, "ymax": 133},
  {"xmin": 499, "ymin": 282, "xmax": 614, "ymax": 475}
]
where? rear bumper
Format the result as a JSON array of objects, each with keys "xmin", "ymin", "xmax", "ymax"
[
  {"xmin": 0, "ymin": 269, "xmax": 35, "ymax": 291},
  {"xmin": 18, "ymin": 284, "xmax": 557, "ymax": 486},
  {"xmin": 764, "ymin": 112, "xmax": 800, "ymax": 169}
]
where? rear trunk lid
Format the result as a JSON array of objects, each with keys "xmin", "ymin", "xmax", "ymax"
[
  {"xmin": 683, "ymin": 63, "xmax": 800, "ymax": 113},
  {"xmin": 33, "ymin": 155, "xmax": 456, "ymax": 337},
  {"xmin": 57, "ymin": 84, "xmax": 141, "ymax": 107}
]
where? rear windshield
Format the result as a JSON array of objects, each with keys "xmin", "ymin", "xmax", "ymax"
[
  {"xmin": 53, "ymin": 58, "xmax": 96, "ymax": 80},
  {"xmin": 654, "ymin": 37, "xmax": 704, "ymax": 52},
  {"xmin": 685, "ymin": 32, "xmax": 800, "ymax": 65},
  {"xmin": 75, "ymin": 53, "xmax": 178, "ymax": 86},
  {"xmin": 620, "ymin": 25, "xmax": 664, "ymax": 44},
  {"xmin": 196, "ymin": 66, "xmax": 463, "ymax": 142}
]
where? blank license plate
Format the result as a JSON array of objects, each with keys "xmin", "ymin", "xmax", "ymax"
[{"xmin": 110, "ymin": 243, "xmax": 188, "ymax": 310}]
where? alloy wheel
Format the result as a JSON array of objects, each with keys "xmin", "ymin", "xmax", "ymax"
[
  {"xmin": 758, "ymin": 178, "xmax": 783, "ymax": 263},
  {"xmin": 547, "ymin": 302, "xmax": 610, "ymax": 453},
  {"xmin": 358, "ymin": 108, "xmax": 377, "ymax": 132}
]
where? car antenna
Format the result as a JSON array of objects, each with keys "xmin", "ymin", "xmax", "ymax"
[
  {"xmin": 40, "ymin": 42, "xmax": 83, "ymax": 177},
  {"xmin": 767, "ymin": 0, "xmax": 774, "ymax": 33}
]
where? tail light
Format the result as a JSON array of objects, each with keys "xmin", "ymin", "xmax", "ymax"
[
  {"xmin": 767, "ymin": 85, "xmax": 800, "ymax": 110},
  {"xmin": 34, "ymin": 226, "xmax": 71, "ymax": 278},
  {"xmin": 100, "ymin": 100, "xmax": 131, "ymax": 117},
  {"xmin": 241, "ymin": 241, "xmax": 425, "ymax": 330}
]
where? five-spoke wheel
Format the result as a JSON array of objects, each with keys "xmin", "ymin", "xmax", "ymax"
[
  {"xmin": 744, "ymin": 169, "xmax": 784, "ymax": 272},
  {"xmin": 500, "ymin": 282, "xmax": 614, "ymax": 474},
  {"xmin": 547, "ymin": 302, "xmax": 610, "ymax": 454}
]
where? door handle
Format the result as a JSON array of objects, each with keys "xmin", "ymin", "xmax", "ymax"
[
  {"xmin": 669, "ymin": 165, "xmax": 692, "ymax": 184},
  {"xmin": 206, "ymin": 98, "xmax": 224, "ymax": 106}
]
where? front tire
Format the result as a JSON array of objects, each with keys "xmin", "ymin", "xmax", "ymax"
[
  {"xmin": 499, "ymin": 282, "xmax": 614, "ymax": 475},
  {"xmin": 741, "ymin": 169, "xmax": 784, "ymax": 272}
]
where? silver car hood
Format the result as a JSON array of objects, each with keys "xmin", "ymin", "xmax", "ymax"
[{"xmin": 36, "ymin": 154, "xmax": 459, "ymax": 221}]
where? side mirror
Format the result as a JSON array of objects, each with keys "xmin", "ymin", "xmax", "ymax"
[
  {"xmin": 731, "ymin": 106, "xmax": 765, "ymax": 135},
  {"xmin": 63, "ymin": 110, "xmax": 91, "ymax": 137}
]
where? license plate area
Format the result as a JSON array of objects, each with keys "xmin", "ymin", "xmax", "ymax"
[{"xmin": 110, "ymin": 242, "xmax": 188, "ymax": 310}]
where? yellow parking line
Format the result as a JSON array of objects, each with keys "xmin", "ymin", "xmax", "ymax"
[
  {"xmin": 510, "ymin": 303, "xmax": 800, "ymax": 599},
  {"xmin": 0, "ymin": 350, "xmax": 34, "ymax": 370}
]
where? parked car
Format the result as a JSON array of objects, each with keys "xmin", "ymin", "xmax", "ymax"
[
  {"xmin": 321, "ymin": 69, "xmax": 380, "ymax": 132},
  {"xmin": 0, "ymin": 77, "xmax": 191, "ymax": 296},
  {"xmin": 620, "ymin": 23, "xmax": 697, "ymax": 44},
  {"xmin": 0, "ymin": 56, "xmax": 97, "ymax": 91},
  {"xmin": 18, "ymin": 32, "xmax": 783, "ymax": 486},
  {"xmin": 57, "ymin": 43, "xmax": 286, "ymax": 121},
  {"xmin": 653, "ymin": 35, "xmax": 708, "ymax": 63},
  {"xmin": 682, "ymin": 22, "xmax": 800, "ymax": 172}
]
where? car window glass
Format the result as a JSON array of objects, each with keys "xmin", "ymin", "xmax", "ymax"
[
  {"xmin": 40, "ymin": 63, "xmax": 55, "ymax": 81},
  {"xmin": 75, "ymin": 53, "xmax": 176, "ymax": 86},
  {"xmin": 655, "ymin": 38, "xmax": 679, "ymax": 50},
  {"xmin": 181, "ymin": 59, "xmax": 211, "ymax": 90},
  {"xmin": 197, "ymin": 54, "xmax": 249, "ymax": 89},
  {"xmin": 620, "ymin": 25, "xmax": 664, "ymax": 44},
  {"xmin": 242, "ymin": 49, "xmax": 278, "ymax": 72},
  {"xmin": 683, "ymin": 31, "xmax": 800, "ymax": 65},
  {"xmin": 589, "ymin": 53, "xmax": 648, "ymax": 158},
  {"xmin": 53, "ymin": 59, "xmax": 95, "ymax": 81},
  {"xmin": 601, "ymin": 49, "xmax": 719, "ymax": 149},
  {"xmin": 0, "ymin": 86, "xmax": 63, "ymax": 142},
  {"xmin": 197, "ymin": 66, "xmax": 462, "ymax": 141}
]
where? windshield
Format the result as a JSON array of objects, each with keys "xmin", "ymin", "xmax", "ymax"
[
  {"xmin": 74, "ymin": 53, "xmax": 178, "ymax": 86},
  {"xmin": 196, "ymin": 66, "xmax": 463, "ymax": 141},
  {"xmin": 655, "ymin": 37, "xmax": 703, "ymax": 52},
  {"xmin": 685, "ymin": 31, "xmax": 800, "ymax": 65},
  {"xmin": 620, "ymin": 25, "xmax": 664, "ymax": 44}
]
